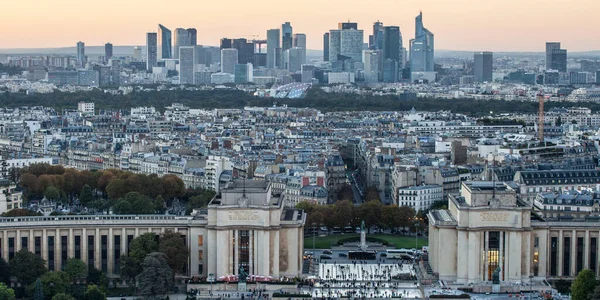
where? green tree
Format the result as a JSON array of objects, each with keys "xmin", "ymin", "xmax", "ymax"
[
  {"xmin": 84, "ymin": 284, "xmax": 106, "ymax": 300},
  {"xmin": 64, "ymin": 258, "xmax": 87, "ymax": 283},
  {"xmin": 51, "ymin": 293, "xmax": 75, "ymax": 300},
  {"xmin": 0, "ymin": 283, "xmax": 15, "ymax": 300},
  {"xmin": 9, "ymin": 249, "xmax": 47, "ymax": 285},
  {"xmin": 44, "ymin": 186, "xmax": 60, "ymax": 200},
  {"xmin": 119, "ymin": 255, "xmax": 140, "ymax": 284},
  {"xmin": 380, "ymin": 205, "xmax": 401, "ymax": 230},
  {"xmin": 79, "ymin": 184, "xmax": 94, "ymax": 205},
  {"xmin": 185, "ymin": 191, "xmax": 214, "ymax": 214},
  {"xmin": 0, "ymin": 258, "xmax": 9, "ymax": 285},
  {"xmin": 364, "ymin": 187, "xmax": 381, "ymax": 202},
  {"xmin": 359, "ymin": 200, "xmax": 383, "ymax": 231},
  {"xmin": 571, "ymin": 269, "xmax": 596, "ymax": 300},
  {"xmin": 137, "ymin": 253, "xmax": 173, "ymax": 299},
  {"xmin": 588, "ymin": 285, "xmax": 600, "ymax": 300},
  {"xmin": 112, "ymin": 199, "xmax": 133, "ymax": 214},
  {"xmin": 331, "ymin": 200, "xmax": 353, "ymax": 228},
  {"xmin": 33, "ymin": 278, "xmax": 43, "ymax": 300},
  {"xmin": 159, "ymin": 231, "xmax": 190, "ymax": 275},
  {"xmin": 155, "ymin": 195, "xmax": 165, "ymax": 213},
  {"xmin": 128, "ymin": 232, "xmax": 159, "ymax": 280},
  {"xmin": 161, "ymin": 174, "xmax": 185, "ymax": 202},
  {"xmin": 40, "ymin": 271, "xmax": 70, "ymax": 299},
  {"xmin": 86, "ymin": 267, "xmax": 107, "ymax": 288}
]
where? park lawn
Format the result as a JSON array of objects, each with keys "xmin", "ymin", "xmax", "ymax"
[{"xmin": 305, "ymin": 234, "xmax": 428, "ymax": 250}]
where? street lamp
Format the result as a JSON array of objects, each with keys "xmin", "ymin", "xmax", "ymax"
[
  {"xmin": 529, "ymin": 275, "xmax": 534, "ymax": 300},
  {"xmin": 208, "ymin": 273, "xmax": 214, "ymax": 295}
]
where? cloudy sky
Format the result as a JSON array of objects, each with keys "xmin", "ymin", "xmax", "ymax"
[{"xmin": 1, "ymin": 0, "xmax": 597, "ymax": 51}]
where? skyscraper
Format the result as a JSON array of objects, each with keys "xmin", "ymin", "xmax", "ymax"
[
  {"xmin": 221, "ymin": 48, "xmax": 238, "ymax": 74},
  {"xmin": 328, "ymin": 22, "xmax": 364, "ymax": 63},
  {"xmin": 146, "ymin": 32, "xmax": 158, "ymax": 71},
  {"xmin": 382, "ymin": 26, "xmax": 401, "ymax": 61},
  {"xmin": 76, "ymin": 41, "xmax": 85, "ymax": 68},
  {"xmin": 133, "ymin": 46, "xmax": 142, "ymax": 61},
  {"xmin": 281, "ymin": 22, "xmax": 293, "ymax": 52},
  {"xmin": 323, "ymin": 33, "xmax": 330, "ymax": 62},
  {"xmin": 232, "ymin": 39, "xmax": 255, "ymax": 65},
  {"xmin": 158, "ymin": 24, "xmax": 172, "ymax": 59},
  {"xmin": 179, "ymin": 46, "xmax": 196, "ymax": 85},
  {"xmin": 285, "ymin": 47, "xmax": 305, "ymax": 72},
  {"xmin": 293, "ymin": 34, "xmax": 306, "ymax": 49},
  {"xmin": 410, "ymin": 12, "xmax": 435, "ymax": 73},
  {"xmin": 474, "ymin": 51, "xmax": 493, "ymax": 82},
  {"xmin": 551, "ymin": 49, "xmax": 567, "ymax": 72},
  {"xmin": 174, "ymin": 28, "xmax": 193, "ymax": 59},
  {"xmin": 234, "ymin": 63, "xmax": 253, "ymax": 83},
  {"xmin": 105, "ymin": 43, "xmax": 113, "ymax": 60},
  {"xmin": 266, "ymin": 29, "xmax": 280, "ymax": 68},
  {"xmin": 187, "ymin": 28, "xmax": 197, "ymax": 46},
  {"xmin": 369, "ymin": 21, "xmax": 384, "ymax": 50},
  {"xmin": 362, "ymin": 50, "xmax": 380, "ymax": 83},
  {"xmin": 545, "ymin": 42, "xmax": 561, "ymax": 70}
]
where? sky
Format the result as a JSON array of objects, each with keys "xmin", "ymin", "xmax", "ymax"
[{"xmin": 1, "ymin": 0, "xmax": 599, "ymax": 52}]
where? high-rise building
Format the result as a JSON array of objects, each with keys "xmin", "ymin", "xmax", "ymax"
[
  {"xmin": 362, "ymin": 50, "xmax": 380, "ymax": 83},
  {"xmin": 293, "ymin": 34, "xmax": 306, "ymax": 49},
  {"xmin": 76, "ymin": 41, "xmax": 85, "ymax": 68},
  {"xmin": 221, "ymin": 48, "xmax": 238, "ymax": 74},
  {"xmin": 383, "ymin": 58, "xmax": 399, "ymax": 82},
  {"xmin": 474, "ymin": 51, "xmax": 493, "ymax": 83},
  {"xmin": 301, "ymin": 64, "xmax": 315, "ymax": 83},
  {"xmin": 158, "ymin": 24, "xmax": 172, "ymax": 59},
  {"xmin": 179, "ymin": 46, "xmax": 196, "ymax": 85},
  {"xmin": 281, "ymin": 22, "xmax": 293, "ymax": 52},
  {"xmin": 551, "ymin": 49, "xmax": 567, "ymax": 72},
  {"xmin": 133, "ymin": 46, "xmax": 142, "ymax": 61},
  {"xmin": 234, "ymin": 63, "xmax": 253, "ymax": 83},
  {"xmin": 410, "ymin": 12, "xmax": 435, "ymax": 78},
  {"xmin": 174, "ymin": 28, "xmax": 193, "ymax": 59},
  {"xmin": 187, "ymin": 28, "xmax": 197, "ymax": 45},
  {"xmin": 369, "ymin": 21, "xmax": 384, "ymax": 50},
  {"xmin": 266, "ymin": 29, "xmax": 280, "ymax": 68},
  {"xmin": 328, "ymin": 22, "xmax": 364, "ymax": 63},
  {"xmin": 285, "ymin": 47, "xmax": 305, "ymax": 72},
  {"xmin": 545, "ymin": 42, "xmax": 561, "ymax": 70},
  {"xmin": 323, "ymin": 33, "xmax": 330, "ymax": 62},
  {"xmin": 338, "ymin": 22, "xmax": 357, "ymax": 30},
  {"xmin": 105, "ymin": 43, "xmax": 113, "ymax": 60},
  {"xmin": 382, "ymin": 26, "xmax": 401, "ymax": 61},
  {"xmin": 232, "ymin": 39, "xmax": 254, "ymax": 65},
  {"xmin": 146, "ymin": 33, "xmax": 158, "ymax": 71}
]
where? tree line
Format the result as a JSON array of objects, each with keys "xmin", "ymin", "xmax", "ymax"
[
  {"xmin": 0, "ymin": 230, "xmax": 187, "ymax": 299},
  {"xmin": 11, "ymin": 163, "xmax": 215, "ymax": 216},
  {"xmin": 2, "ymin": 86, "xmax": 600, "ymax": 116},
  {"xmin": 297, "ymin": 199, "xmax": 424, "ymax": 233}
]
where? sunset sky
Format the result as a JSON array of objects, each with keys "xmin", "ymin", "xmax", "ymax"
[{"xmin": 1, "ymin": 0, "xmax": 598, "ymax": 51}]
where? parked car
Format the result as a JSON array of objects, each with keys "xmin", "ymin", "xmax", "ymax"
[
  {"xmin": 338, "ymin": 253, "xmax": 348, "ymax": 257},
  {"xmin": 320, "ymin": 254, "xmax": 332, "ymax": 260},
  {"xmin": 322, "ymin": 250, "xmax": 333, "ymax": 255}
]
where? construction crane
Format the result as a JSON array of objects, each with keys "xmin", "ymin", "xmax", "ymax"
[{"xmin": 538, "ymin": 91, "xmax": 545, "ymax": 141}]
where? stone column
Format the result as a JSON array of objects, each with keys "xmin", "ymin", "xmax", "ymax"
[
  {"xmin": 1, "ymin": 231, "xmax": 8, "ymax": 262},
  {"xmin": 108, "ymin": 228, "xmax": 114, "ymax": 275},
  {"xmin": 499, "ymin": 231, "xmax": 504, "ymax": 282},
  {"xmin": 272, "ymin": 230, "xmax": 280, "ymax": 277},
  {"xmin": 41, "ymin": 229, "xmax": 48, "ymax": 263},
  {"xmin": 249, "ymin": 230, "xmax": 254, "ymax": 275},
  {"xmin": 252, "ymin": 230, "xmax": 258, "ymax": 275},
  {"xmin": 55, "ymin": 229, "xmax": 61, "ymax": 270},
  {"xmin": 558, "ymin": 230, "xmax": 563, "ymax": 276},
  {"xmin": 571, "ymin": 230, "xmax": 577, "ymax": 276},
  {"xmin": 522, "ymin": 231, "xmax": 531, "ymax": 280},
  {"xmin": 29, "ymin": 230, "xmax": 35, "ymax": 253},
  {"xmin": 207, "ymin": 229, "xmax": 217, "ymax": 276},
  {"xmin": 585, "ymin": 230, "xmax": 590, "ymax": 270},
  {"xmin": 538, "ymin": 231, "xmax": 548, "ymax": 277},
  {"xmin": 484, "ymin": 231, "xmax": 489, "ymax": 281},
  {"xmin": 16, "ymin": 230, "xmax": 21, "ymax": 251},
  {"xmin": 121, "ymin": 228, "xmax": 127, "ymax": 255},
  {"xmin": 456, "ymin": 230, "xmax": 468, "ymax": 283},
  {"xmin": 68, "ymin": 229, "xmax": 74, "ymax": 258},
  {"xmin": 216, "ymin": 230, "xmax": 228, "ymax": 276},
  {"xmin": 508, "ymin": 231, "xmax": 521, "ymax": 281},
  {"xmin": 95, "ymin": 228, "xmax": 101, "ymax": 270},
  {"xmin": 467, "ymin": 231, "xmax": 481, "ymax": 283},
  {"xmin": 82, "ymin": 228, "xmax": 88, "ymax": 265},
  {"xmin": 234, "ymin": 230, "xmax": 239, "ymax": 275}
]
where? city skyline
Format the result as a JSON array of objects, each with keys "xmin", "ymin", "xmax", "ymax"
[{"xmin": 1, "ymin": 0, "xmax": 599, "ymax": 52}]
